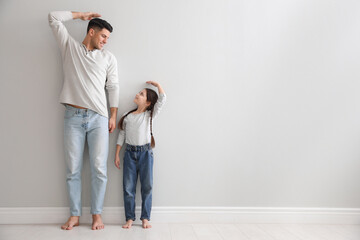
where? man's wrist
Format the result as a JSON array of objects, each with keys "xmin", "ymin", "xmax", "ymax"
[
  {"xmin": 71, "ymin": 11, "xmax": 83, "ymax": 20},
  {"xmin": 110, "ymin": 107, "xmax": 118, "ymax": 119}
]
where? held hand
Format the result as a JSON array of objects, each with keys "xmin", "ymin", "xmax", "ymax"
[
  {"xmin": 81, "ymin": 12, "xmax": 101, "ymax": 21},
  {"xmin": 115, "ymin": 155, "xmax": 121, "ymax": 169},
  {"xmin": 108, "ymin": 117, "xmax": 116, "ymax": 133}
]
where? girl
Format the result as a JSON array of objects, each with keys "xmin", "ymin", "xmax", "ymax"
[{"xmin": 115, "ymin": 81, "xmax": 166, "ymax": 229}]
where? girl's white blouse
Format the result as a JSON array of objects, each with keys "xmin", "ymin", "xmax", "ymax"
[{"xmin": 117, "ymin": 93, "xmax": 166, "ymax": 146}]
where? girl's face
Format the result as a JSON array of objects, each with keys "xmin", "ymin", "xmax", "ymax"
[{"xmin": 134, "ymin": 89, "xmax": 150, "ymax": 107}]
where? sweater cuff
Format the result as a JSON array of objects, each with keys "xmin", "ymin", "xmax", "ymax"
[
  {"xmin": 108, "ymin": 89, "xmax": 119, "ymax": 108},
  {"xmin": 48, "ymin": 11, "xmax": 73, "ymax": 24}
]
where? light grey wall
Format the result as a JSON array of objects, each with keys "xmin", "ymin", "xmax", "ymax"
[{"xmin": 1, "ymin": 0, "xmax": 360, "ymax": 208}]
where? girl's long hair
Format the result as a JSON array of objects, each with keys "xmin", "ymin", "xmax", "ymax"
[{"xmin": 118, "ymin": 88, "xmax": 159, "ymax": 148}]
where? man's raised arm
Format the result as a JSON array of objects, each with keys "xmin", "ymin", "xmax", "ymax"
[{"xmin": 48, "ymin": 11, "xmax": 101, "ymax": 49}]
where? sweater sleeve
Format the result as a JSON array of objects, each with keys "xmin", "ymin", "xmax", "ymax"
[
  {"xmin": 106, "ymin": 54, "xmax": 120, "ymax": 108},
  {"xmin": 152, "ymin": 93, "xmax": 166, "ymax": 119},
  {"xmin": 48, "ymin": 11, "xmax": 73, "ymax": 52}
]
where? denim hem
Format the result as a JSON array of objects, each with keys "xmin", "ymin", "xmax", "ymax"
[
  {"xmin": 70, "ymin": 213, "xmax": 81, "ymax": 216},
  {"xmin": 140, "ymin": 217, "xmax": 150, "ymax": 221},
  {"xmin": 126, "ymin": 218, "xmax": 136, "ymax": 221},
  {"xmin": 90, "ymin": 212, "xmax": 102, "ymax": 215}
]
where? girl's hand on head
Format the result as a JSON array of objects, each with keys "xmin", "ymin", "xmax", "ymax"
[
  {"xmin": 115, "ymin": 155, "xmax": 121, "ymax": 169},
  {"xmin": 147, "ymin": 81, "xmax": 165, "ymax": 94},
  {"xmin": 146, "ymin": 81, "xmax": 160, "ymax": 87}
]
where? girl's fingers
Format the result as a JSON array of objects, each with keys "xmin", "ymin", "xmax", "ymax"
[{"xmin": 146, "ymin": 81, "xmax": 158, "ymax": 86}]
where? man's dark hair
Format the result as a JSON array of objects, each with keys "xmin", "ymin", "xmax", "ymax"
[{"xmin": 87, "ymin": 18, "xmax": 113, "ymax": 33}]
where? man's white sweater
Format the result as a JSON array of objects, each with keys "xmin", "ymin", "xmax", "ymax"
[{"xmin": 48, "ymin": 11, "xmax": 119, "ymax": 118}]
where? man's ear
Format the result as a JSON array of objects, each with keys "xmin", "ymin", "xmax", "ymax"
[{"xmin": 88, "ymin": 28, "xmax": 95, "ymax": 37}]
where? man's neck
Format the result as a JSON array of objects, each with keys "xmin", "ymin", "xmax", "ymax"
[{"xmin": 82, "ymin": 38, "xmax": 95, "ymax": 51}]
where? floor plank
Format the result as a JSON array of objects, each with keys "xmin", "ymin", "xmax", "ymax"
[
  {"xmin": 258, "ymin": 224, "xmax": 301, "ymax": 240},
  {"xmin": 169, "ymin": 223, "xmax": 197, "ymax": 240},
  {"xmin": 192, "ymin": 224, "xmax": 223, "ymax": 240},
  {"xmin": 236, "ymin": 224, "xmax": 275, "ymax": 240},
  {"xmin": 215, "ymin": 224, "xmax": 250, "ymax": 240}
]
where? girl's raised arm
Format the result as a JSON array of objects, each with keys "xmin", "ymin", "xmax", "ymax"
[{"xmin": 146, "ymin": 81, "xmax": 166, "ymax": 118}]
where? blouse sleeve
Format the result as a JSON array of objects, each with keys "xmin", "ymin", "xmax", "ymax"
[
  {"xmin": 116, "ymin": 112, "xmax": 128, "ymax": 146},
  {"xmin": 152, "ymin": 93, "xmax": 166, "ymax": 118}
]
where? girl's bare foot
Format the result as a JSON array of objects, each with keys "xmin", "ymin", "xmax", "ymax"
[
  {"xmin": 61, "ymin": 216, "xmax": 80, "ymax": 230},
  {"xmin": 92, "ymin": 214, "xmax": 104, "ymax": 230},
  {"xmin": 122, "ymin": 219, "xmax": 133, "ymax": 229},
  {"xmin": 142, "ymin": 219, "xmax": 152, "ymax": 229}
]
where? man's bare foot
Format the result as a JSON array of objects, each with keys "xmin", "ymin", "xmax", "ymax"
[
  {"xmin": 92, "ymin": 214, "xmax": 105, "ymax": 230},
  {"xmin": 142, "ymin": 219, "xmax": 152, "ymax": 229},
  {"xmin": 122, "ymin": 219, "xmax": 133, "ymax": 229},
  {"xmin": 61, "ymin": 216, "xmax": 80, "ymax": 230}
]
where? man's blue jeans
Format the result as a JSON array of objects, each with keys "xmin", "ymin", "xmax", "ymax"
[
  {"xmin": 123, "ymin": 144, "xmax": 153, "ymax": 221},
  {"xmin": 64, "ymin": 105, "xmax": 109, "ymax": 216}
]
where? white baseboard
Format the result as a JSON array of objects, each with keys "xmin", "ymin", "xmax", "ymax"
[{"xmin": 0, "ymin": 207, "xmax": 359, "ymax": 225}]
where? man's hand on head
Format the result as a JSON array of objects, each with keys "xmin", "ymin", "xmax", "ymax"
[
  {"xmin": 72, "ymin": 12, "xmax": 101, "ymax": 21},
  {"xmin": 81, "ymin": 12, "xmax": 101, "ymax": 21}
]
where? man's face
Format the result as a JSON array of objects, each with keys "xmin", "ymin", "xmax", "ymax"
[{"xmin": 89, "ymin": 28, "xmax": 110, "ymax": 50}]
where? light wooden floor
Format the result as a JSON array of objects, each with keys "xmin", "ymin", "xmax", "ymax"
[{"xmin": 0, "ymin": 223, "xmax": 359, "ymax": 240}]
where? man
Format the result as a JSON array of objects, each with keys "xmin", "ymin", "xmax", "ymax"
[{"xmin": 48, "ymin": 11, "xmax": 119, "ymax": 230}]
